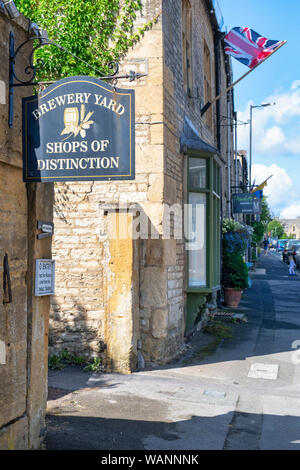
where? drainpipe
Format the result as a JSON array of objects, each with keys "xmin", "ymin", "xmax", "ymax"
[
  {"xmin": 234, "ymin": 111, "xmax": 238, "ymax": 189},
  {"xmin": 214, "ymin": 31, "xmax": 222, "ymax": 151},
  {"xmin": 227, "ymin": 98, "xmax": 231, "ymax": 218}
]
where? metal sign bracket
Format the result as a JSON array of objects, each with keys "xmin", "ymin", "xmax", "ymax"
[{"xmin": 8, "ymin": 31, "xmax": 146, "ymax": 128}]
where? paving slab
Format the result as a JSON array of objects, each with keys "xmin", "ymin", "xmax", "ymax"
[{"xmin": 247, "ymin": 363, "xmax": 279, "ymax": 380}]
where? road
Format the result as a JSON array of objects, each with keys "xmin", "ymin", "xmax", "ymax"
[{"xmin": 46, "ymin": 250, "xmax": 300, "ymax": 450}]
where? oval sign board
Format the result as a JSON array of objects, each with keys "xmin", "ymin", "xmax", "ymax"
[{"xmin": 22, "ymin": 76, "xmax": 135, "ymax": 182}]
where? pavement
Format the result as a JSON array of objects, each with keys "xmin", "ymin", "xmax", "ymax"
[{"xmin": 46, "ymin": 250, "xmax": 300, "ymax": 450}]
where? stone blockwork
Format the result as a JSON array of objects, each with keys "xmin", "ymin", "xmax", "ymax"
[
  {"xmin": 0, "ymin": 12, "xmax": 53, "ymax": 449},
  {"xmin": 50, "ymin": 0, "xmax": 234, "ymax": 369},
  {"xmin": 49, "ymin": 0, "xmax": 169, "ymax": 368}
]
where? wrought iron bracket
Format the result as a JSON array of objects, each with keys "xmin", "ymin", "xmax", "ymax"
[
  {"xmin": 3, "ymin": 253, "xmax": 12, "ymax": 304},
  {"xmin": 8, "ymin": 31, "xmax": 147, "ymax": 127}
]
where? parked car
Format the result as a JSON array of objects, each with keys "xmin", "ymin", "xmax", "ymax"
[
  {"xmin": 282, "ymin": 239, "xmax": 300, "ymax": 263},
  {"xmin": 276, "ymin": 239, "xmax": 288, "ymax": 252},
  {"xmin": 294, "ymin": 244, "xmax": 300, "ymax": 268}
]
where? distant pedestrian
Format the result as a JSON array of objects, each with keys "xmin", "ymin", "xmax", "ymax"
[
  {"xmin": 289, "ymin": 255, "xmax": 296, "ymax": 276},
  {"xmin": 263, "ymin": 238, "xmax": 269, "ymax": 255}
]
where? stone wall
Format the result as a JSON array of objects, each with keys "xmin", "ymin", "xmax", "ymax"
[
  {"xmin": 0, "ymin": 11, "xmax": 53, "ymax": 449},
  {"xmin": 49, "ymin": 0, "xmax": 234, "ymax": 369},
  {"xmin": 161, "ymin": 0, "xmax": 233, "ymax": 325},
  {"xmin": 49, "ymin": 0, "xmax": 167, "ymax": 368}
]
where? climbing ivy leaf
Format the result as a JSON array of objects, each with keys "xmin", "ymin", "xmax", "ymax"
[{"xmin": 14, "ymin": 0, "xmax": 160, "ymax": 81}]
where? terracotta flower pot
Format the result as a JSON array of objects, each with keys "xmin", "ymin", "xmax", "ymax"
[{"xmin": 224, "ymin": 288, "xmax": 242, "ymax": 308}]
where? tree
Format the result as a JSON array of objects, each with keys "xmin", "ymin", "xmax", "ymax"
[
  {"xmin": 15, "ymin": 0, "xmax": 159, "ymax": 81},
  {"xmin": 251, "ymin": 196, "xmax": 272, "ymax": 244},
  {"xmin": 267, "ymin": 219, "xmax": 285, "ymax": 239}
]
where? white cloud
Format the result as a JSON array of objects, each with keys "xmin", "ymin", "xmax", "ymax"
[
  {"xmin": 291, "ymin": 80, "xmax": 300, "ymax": 90},
  {"xmin": 237, "ymin": 81, "xmax": 300, "ymax": 156},
  {"xmin": 237, "ymin": 82, "xmax": 300, "ymax": 218},
  {"xmin": 280, "ymin": 204, "xmax": 300, "ymax": 218},
  {"xmin": 252, "ymin": 163, "xmax": 293, "ymax": 214},
  {"xmin": 260, "ymin": 126, "xmax": 285, "ymax": 151}
]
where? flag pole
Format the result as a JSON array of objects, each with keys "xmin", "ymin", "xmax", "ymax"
[
  {"xmin": 250, "ymin": 174, "xmax": 273, "ymax": 193},
  {"xmin": 201, "ymin": 40, "xmax": 287, "ymax": 116}
]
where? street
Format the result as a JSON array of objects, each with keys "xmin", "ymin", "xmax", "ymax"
[{"xmin": 46, "ymin": 251, "xmax": 300, "ymax": 450}]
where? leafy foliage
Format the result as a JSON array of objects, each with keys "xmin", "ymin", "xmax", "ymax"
[
  {"xmin": 222, "ymin": 219, "xmax": 249, "ymax": 290},
  {"xmin": 48, "ymin": 349, "xmax": 101, "ymax": 371},
  {"xmin": 222, "ymin": 218, "xmax": 244, "ymax": 234},
  {"xmin": 222, "ymin": 252, "xmax": 249, "ymax": 290},
  {"xmin": 14, "ymin": 0, "xmax": 160, "ymax": 81},
  {"xmin": 251, "ymin": 197, "xmax": 272, "ymax": 244},
  {"xmin": 223, "ymin": 231, "xmax": 247, "ymax": 256},
  {"xmin": 267, "ymin": 219, "xmax": 285, "ymax": 239},
  {"xmin": 83, "ymin": 357, "xmax": 102, "ymax": 372},
  {"xmin": 202, "ymin": 320, "xmax": 233, "ymax": 339}
]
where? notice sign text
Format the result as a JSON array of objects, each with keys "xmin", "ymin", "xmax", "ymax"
[{"xmin": 35, "ymin": 259, "xmax": 55, "ymax": 296}]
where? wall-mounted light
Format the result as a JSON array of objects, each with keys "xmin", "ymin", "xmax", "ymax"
[{"xmin": 4, "ymin": 0, "xmax": 20, "ymax": 19}]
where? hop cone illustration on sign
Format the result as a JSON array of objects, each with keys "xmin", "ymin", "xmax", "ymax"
[{"xmin": 61, "ymin": 104, "xmax": 94, "ymax": 139}]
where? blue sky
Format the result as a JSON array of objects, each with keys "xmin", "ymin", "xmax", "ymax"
[{"xmin": 218, "ymin": 0, "xmax": 300, "ymax": 218}]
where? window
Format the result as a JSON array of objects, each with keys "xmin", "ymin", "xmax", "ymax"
[
  {"xmin": 203, "ymin": 41, "xmax": 213, "ymax": 129},
  {"xmin": 187, "ymin": 155, "xmax": 221, "ymax": 290},
  {"xmin": 188, "ymin": 191, "xmax": 207, "ymax": 287},
  {"xmin": 182, "ymin": 0, "xmax": 192, "ymax": 96}
]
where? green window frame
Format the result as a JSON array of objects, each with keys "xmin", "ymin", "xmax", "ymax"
[{"xmin": 186, "ymin": 152, "xmax": 221, "ymax": 293}]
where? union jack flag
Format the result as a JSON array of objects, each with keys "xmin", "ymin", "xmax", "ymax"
[{"xmin": 224, "ymin": 27, "xmax": 284, "ymax": 69}]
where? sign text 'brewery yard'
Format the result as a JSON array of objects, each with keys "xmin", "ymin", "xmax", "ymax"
[{"xmin": 22, "ymin": 76, "xmax": 135, "ymax": 182}]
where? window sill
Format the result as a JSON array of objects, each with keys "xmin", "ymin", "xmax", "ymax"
[{"xmin": 185, "ymin": 285, "xmax": 220, "ymax": 294}]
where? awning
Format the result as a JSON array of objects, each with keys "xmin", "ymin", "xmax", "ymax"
[{"xmin": 180, "ymin": 116, "xmax": 217, "ymax": 154}]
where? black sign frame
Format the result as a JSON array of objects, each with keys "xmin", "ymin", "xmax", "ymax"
[
  {"xmin": 22, "ymin": 76, "xmax": 135, "ymax": 182},
  {"xmin": 232, "ymin": 193, "xmax": 262, "ymax": 215}
]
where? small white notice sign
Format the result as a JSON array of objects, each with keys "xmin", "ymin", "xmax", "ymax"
[{"xmin": 35, "ymin": 259, "xmax": 55, "ymax": 296}]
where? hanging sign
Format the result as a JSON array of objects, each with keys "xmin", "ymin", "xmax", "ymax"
[
  {"xmin": 252, "ymin": 189, "xmax": 263, "ymax": 199},
  {"xmin": 232, "ymin": 193, "xmax": 262, "ymax": 214},
  {"xmin": 22, "ymin": 76, "xmax": 135, "ymax": 182}
]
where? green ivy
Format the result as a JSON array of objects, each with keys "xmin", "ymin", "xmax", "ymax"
[{"xmin": 15, "ymin": 0, "xmax": 160, "ymax": 81}]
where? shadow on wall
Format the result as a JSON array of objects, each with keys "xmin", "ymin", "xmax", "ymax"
[{"xmin": 50, "ymin": 200, "xmax": 183, "ymax": 371}]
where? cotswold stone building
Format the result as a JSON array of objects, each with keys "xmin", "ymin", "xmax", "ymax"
[
  {"xmin": 0, "ymin": 11, "xmax": 53, "ymax": 449},
  {"xmin": 280, "ymin": 219, "xmax": 300, "ymax": 239},
  {"xmin": 50, "ymin": 0, "xmax": 236, "ymax": 371}
]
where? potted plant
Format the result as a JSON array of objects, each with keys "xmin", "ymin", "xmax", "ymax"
[
  {"xmin": 222, "ymin": 252, "xmax": 249, "ymax": 307},
  {"xmin": 222, "ymin": 219, "xmax": 250, "ymax": 308}
]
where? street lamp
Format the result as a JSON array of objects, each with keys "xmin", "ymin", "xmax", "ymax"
[{"xmin": 249, "ymin": 102, "xmax": 276, "ymax": 189}]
